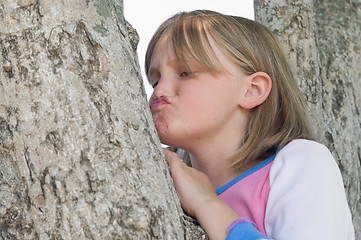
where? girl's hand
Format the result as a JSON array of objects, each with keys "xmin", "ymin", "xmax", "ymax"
[
  {"xmin": 163, "ymin": 148, "xmax": 217, "ymax": 218},
  {"xmin": 164, "ymin": 148, "xmax": 241, "ymax": 240}
]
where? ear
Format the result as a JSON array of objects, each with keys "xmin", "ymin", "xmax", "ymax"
[{"xmin": 239, "ymin": 72, "xmax": 272, "ymax": 109}]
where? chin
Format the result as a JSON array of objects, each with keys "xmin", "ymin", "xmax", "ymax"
[
  {"xmin": 155, "ymin": 121, "xmax": 168, "ymax": 136},
  {"xmin": 159, "ymin": 136, "xmax": 188, "ymax": 151},
  {"xmin": 158, "ymin": 135, "xmax": 172, "ymax": 146},
  {"xmin": 157, "ymin": 133, "xmax": 176, "ymax": 147}
]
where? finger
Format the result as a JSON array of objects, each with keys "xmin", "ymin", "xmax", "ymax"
[{"xmin": 163, "ymin": 148, "xmax": 183, "ymax": 167}]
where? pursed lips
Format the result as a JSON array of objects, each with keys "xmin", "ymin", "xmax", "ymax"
[{"xmin": 149, "ymin": 96, "xmax": 170, "ymax": 112}]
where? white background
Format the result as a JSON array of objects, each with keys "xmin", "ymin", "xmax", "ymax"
[{"xmin": 124, "ymin": 0, "xmax": 254, "ymax": 99}]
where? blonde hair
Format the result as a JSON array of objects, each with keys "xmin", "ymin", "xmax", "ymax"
[{"xmin": 145, "ymin": 10, "xmax": 313, "ymax": 168}]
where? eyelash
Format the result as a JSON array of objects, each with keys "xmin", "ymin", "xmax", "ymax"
[
  {"xmin": 180, "ymin": 71, "xmax": 192, "ymax": 77},
  {"xmin": 152, "ymin": 81, "xmax": 158, "ymax": 88},
  {"xmin": 151, "ymin": 71, "xmax": 193, "ymax": 88}
]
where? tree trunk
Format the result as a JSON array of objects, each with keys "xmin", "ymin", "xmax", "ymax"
[
  {"xmin": 255, "ymin": 0, "xmax": 361, "ymax": 238},
  {"xmin": 0, "ymin": 0, "xmax": 204, "ymax": 239}
]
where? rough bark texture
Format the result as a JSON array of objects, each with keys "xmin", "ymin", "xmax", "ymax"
[
  {"xmin": 255, "ymin": 0, "xmax": 361, "ymax": 238},
  {"xmin": 0, "ymin": 0, "xmax": 205, "ymax": 239}
]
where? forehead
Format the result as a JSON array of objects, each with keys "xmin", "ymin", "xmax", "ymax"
[{"xmin": 150, "ymin": 28, "xmax": 228, "ymax": 75}]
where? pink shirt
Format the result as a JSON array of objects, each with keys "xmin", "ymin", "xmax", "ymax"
[{"xmin": 216, "ymin": 155, "xmax": 274, "ymax": 235}]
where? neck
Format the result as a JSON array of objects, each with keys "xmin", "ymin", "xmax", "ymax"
[
  {"xmin": 178, "ymin": 108, "xmax": 251, "ymax": 189},
  {"xmin": 188, "ymin": 139, "xmax": 241, "ymax": 189}
]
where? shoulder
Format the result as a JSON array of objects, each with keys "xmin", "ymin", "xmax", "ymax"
[
  {"xmin": 269, "ymin": 139, "xmax": 338, "ymax": 183},
  {"xmin": 265, "ymin": 139, "xmax": 355, "ymax": 239},
  {"xmin": 277, "ymin": 138, "xmax": 332, "ymax": 160}
]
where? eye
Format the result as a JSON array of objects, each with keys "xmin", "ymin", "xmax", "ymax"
[
  {"xmin": 180, "ymin": 71, "xmax": 192, "ymax": 77},
  {"xmin": 148, "ymin": 74, "xmax": 160, "ymax": 88},
  {"xmin": 148, "ymin": 69, "xmax": 160, "ymax": 88},
  {"xmin": 152, "ymin": 81, "xmax": 159, "ymax": 88}
]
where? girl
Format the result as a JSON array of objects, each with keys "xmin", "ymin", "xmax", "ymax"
[{"xmin": 146, "ymin": 10, "xmax": 355, "ymax": 239}]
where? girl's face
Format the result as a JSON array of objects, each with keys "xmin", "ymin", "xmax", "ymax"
[{"xmin": 148, "ymin": 36, "xmax": 250, "ymax": 151}]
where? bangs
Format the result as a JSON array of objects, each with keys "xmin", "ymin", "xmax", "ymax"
[
  {"xmin": 145, "ymin": 11, "xmax": 225, "ymax": 76},
  {"xmin": 170, "ymin": 12, "xmax": 224, "ymax": 72}
]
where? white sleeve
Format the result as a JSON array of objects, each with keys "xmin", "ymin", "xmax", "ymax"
[{"xmin": 264, "ymin": 139, "xmax": 355, "ymax": 239}]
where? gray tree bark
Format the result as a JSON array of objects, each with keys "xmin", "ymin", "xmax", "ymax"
[
  {"xmin": 0, "ymin": 0, "xmax": 204, "ymax": 239},
  {"xmin": 255, "ymin": 0, "xmax": 361, "ymax": 238},
  {"xmin": 3, "ymin": 0, "xmax": 359, "ymax": 239}
]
